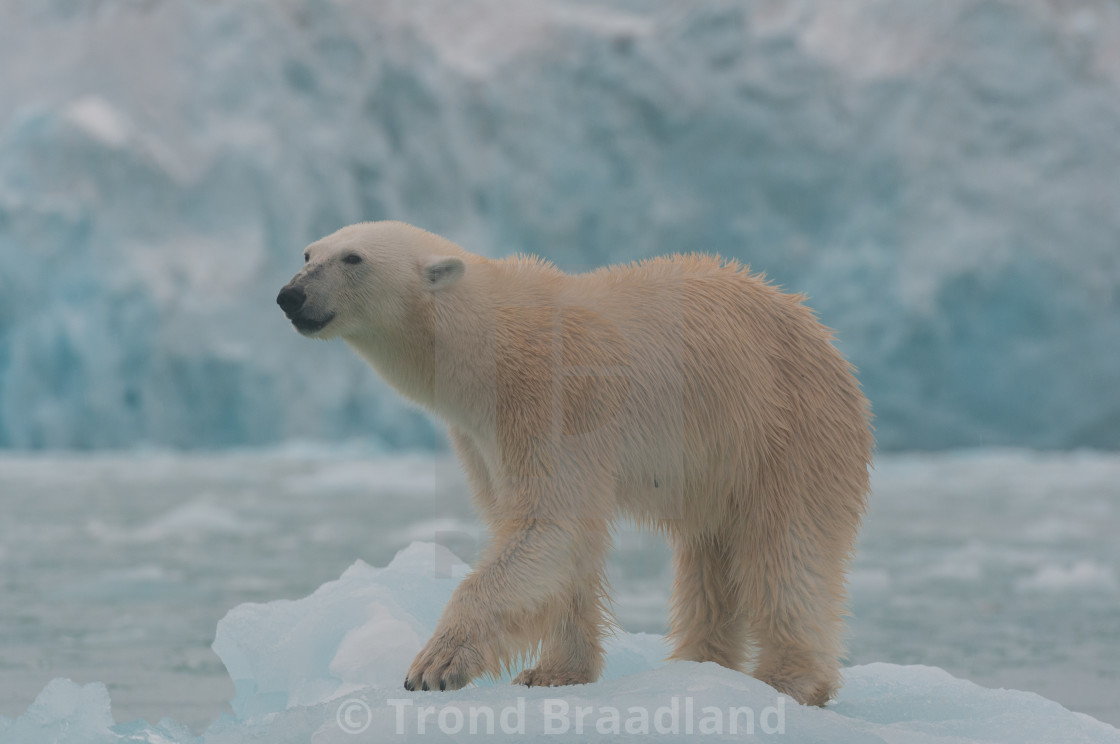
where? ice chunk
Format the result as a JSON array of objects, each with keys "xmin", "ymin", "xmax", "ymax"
[
  {"xmin": 834, "ymin": 664, "xmax": 1120, "ymax": 743},
  {"xmin": 211, "ymin": 541, "xmax": 470, "ymax": 719},
  {"xmin": 1, "ymin": 679, "xmax": 114, "ymax": 744}
]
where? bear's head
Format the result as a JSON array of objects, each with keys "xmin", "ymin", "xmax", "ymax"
[{"xmin": 276, "ymin": 221, "xmax": 466, "ymax": 340}]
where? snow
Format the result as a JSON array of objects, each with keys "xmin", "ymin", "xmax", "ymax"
[
  {"xmin": 3, "ymin": 541, "xmax": 1119, "ymax": 743},
  {"xmin": 1, "ymin": 0, "xmax": 1119, "ymax": 451}
]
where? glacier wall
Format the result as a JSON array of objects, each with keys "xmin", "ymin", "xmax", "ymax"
[{"xmin": 0, "ymin": 0, "xmax": 1118, "ymax": 450}]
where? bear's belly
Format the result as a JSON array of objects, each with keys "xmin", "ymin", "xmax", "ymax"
[{"xmin": 611, "ymin": 448, "xmax": 741, "ymax": 533}]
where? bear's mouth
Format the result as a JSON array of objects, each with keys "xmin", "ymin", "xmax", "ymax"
[{"xmin": 292, "ymin": 312, "xmax": 335, "ymax": 335}]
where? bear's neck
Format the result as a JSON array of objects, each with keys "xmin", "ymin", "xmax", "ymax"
[
  {"xmin": 348, "ymin": 261, "xmax": 558, "ymax": 440},
  {"xmin": 344, "ymin": 275, "xmax": 502, "ymax": 438},
  {"xmin": 345, "ymin": 322, "xmax": 438, "ymax": 411}
]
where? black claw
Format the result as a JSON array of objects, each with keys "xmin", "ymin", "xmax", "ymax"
[
  {"xmin": 421, "ymin": 681, "xmax": 429, "ymax": 691},
  {"xmin": 439, "ymin": 680, "xmax": 446, "ymax": 691},
  {"xmin": 404, "ymin": 678, "xmax": 413, "ymax": 691}
]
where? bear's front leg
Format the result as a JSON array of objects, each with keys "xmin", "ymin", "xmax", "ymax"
[
  {"xmin": 405, "ymin": 506, "xmax": 611, "ymax": 692},
  {"xmin": 404, "ymin": 588, "xmax": 494, "ymax": 691}
]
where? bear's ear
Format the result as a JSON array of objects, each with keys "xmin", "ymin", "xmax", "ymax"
[{"xmin": 422, "ymin": 256, "xmax": 465, "ymax": 290}]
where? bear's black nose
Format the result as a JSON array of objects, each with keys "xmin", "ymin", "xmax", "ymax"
[{"xmin": 276, "ymin": 285, "xmax": 306, "ymax": 315}]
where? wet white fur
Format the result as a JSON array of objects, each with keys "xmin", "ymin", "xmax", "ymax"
[{"xmin": 287, "ymin": 221, "xmax": 873, "ymax": 704}]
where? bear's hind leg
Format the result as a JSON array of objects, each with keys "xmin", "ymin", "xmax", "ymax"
[
  {"xmin": 749, "ymin": 615, "xmax": 842, "ymax": 706},
  {"xmin": 740, "ymin": 546, "xmax": 846, "ymax": 706},
  {"xmin": 666, "ymin": 533, "xmax": 751, "ymax": 671},
  {"xmin": 513, "ymin": 580, "xmax": 608, "ymax": 687}
]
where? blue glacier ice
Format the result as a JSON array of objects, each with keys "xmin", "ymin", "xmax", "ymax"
[
  {"xmin": 1, "ymin": 0, "xmax": 1118, "ymax": 450},
  {"xmin": 3, "ymin": 542, "xmax": 1118, "ymax": 743}
]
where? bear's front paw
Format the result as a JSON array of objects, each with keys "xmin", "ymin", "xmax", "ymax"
[{"xmin": 404, "ymin": 627, "xmax": 486, "ymax": 692}]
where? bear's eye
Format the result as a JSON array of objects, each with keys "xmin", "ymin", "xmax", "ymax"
[
  {"xmin": 303, "ymin": 252, "xmax": 310, "ymax": 263},
  {"xmin": 343, "ymin": 254, "xmax": 362, "ymax": 265}
]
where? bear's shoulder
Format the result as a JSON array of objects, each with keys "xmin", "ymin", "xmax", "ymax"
[
  {"xmin": 488, "ymin": 253, "xmax": 565, "ymax": 282},
  {"xmin": 588, "ymin": 252, "xmax": 766, "ymax": 285}
]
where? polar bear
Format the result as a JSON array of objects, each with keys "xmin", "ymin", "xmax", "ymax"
[{"xmin": 277, "ymin": 221, "xmax": 873, "ymax": 705}]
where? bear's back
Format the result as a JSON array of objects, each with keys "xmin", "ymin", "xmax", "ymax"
[{"xmin": 525, "ymin": 253, "xmax": 870, "ymax": 520}]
